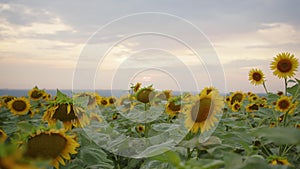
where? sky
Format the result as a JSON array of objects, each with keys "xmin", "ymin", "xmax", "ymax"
[{"xmin": 0, "ymin": 0, "xmax": 300, "ymax": 93}]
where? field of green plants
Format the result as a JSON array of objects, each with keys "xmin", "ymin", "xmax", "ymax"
[{"xmin": 0, "ymin": 52, "xmax": 300, "ymax": 169}]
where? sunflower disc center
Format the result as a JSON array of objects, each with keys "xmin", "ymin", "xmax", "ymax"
[
  {"xmin": 231, "ymin": 94, "xmax": 243, "ymax": 105},
  {"xmin": 25, "ymin": 133, "xmax": 67, "ymax": 159},
  {"xmin": 252, "ymin": 72, "xmax": 262, "ymax": 81},
  {"xmin": 53, "ymin": 104, "xmax": 77, "ymax": 121},
  {"xmin": 168, "ymin": 102, "xmax": 181, "ymax": 111},
  {"xmin": 277, "ymin": 59, "xmax": 292, "ymax": 73},
  {"xmin": 191, "ymin": 98, "xmax": 212, "ymax": 123},
  {"xmin": 31, "ymin": 91, "xmax": 43, "ymax": 99},
  {"xmin": 12, "ymin": 100, "xmax": 27, "ymax": 111},
  {"xmin": 279, "ymin": 100, "xmax": 290, "ymax": 109},
  {"xmin": 137, "ymin": 89, "xmax": 153, "ymax": 104}
]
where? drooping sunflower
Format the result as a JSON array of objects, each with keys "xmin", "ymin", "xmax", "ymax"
[
  {"xmin": 136, "ymin": 124, "xmax": 145, "ymax": 133},
  {"xmin": 28, "ymin": 87, "xmax": 45, "ymax": 101},
  {"xmin": 248, "ymin": 68, "xmax": 265, "ymax": 86},
  {"xmin": 231, "ymin": 101, "xmax": 241, "ymax": 112},
  {"xmin": 0, "ymin": 129, "xmax": 7, "ymax": 142},
  {"xmin": 270, "ymin": 52, "xmax": 299, "ymax": 79},
  {"xmin": 24, "ymin": 129, "xmax": 80, "ymax": 169},
  {"xmin": 184, "ymin": 88, "xmax": 224, "ymax": 133},
  {"xmin": 7, "ymin": 97, "xmax": 31, "ymax": 115},
  {"xmin": 165, "ymin": 96, "xmax": 181, "ymax": 118},
  {"xmin": 43, "ymin": 103, "xmax": 89, "ymax": 130},
  {"xmin": 275, "ymin": 96, "xmax": 293, "ymax": 113},
  {"xmin": 136, "ymin": 86, "xmax": 154, "ymax": 104},
  {"xmin": 229, "ymin": 91, "xmax": 245, "ymax": 105}
]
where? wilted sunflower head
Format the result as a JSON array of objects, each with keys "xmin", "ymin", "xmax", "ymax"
[
  {"xmin": 24, "ymin": 129, "xmax": 80, "ymax": 169},
  {"xmin": 136, "ymin": 86, "xmax": 155, "ymax": 104},
  {"xmin": 275, "ymin": 96, "xmax": 293, "ymax": 113},
  {"xmin": 270, "ymin": 52, "xmax": 299, "ymax": 79},
  {"xmin": 28, "ymin": 87, "xmax": 45, "ymax": 101},
  {"xmin": 248, "ymin": 68, "xmax": 265, "ymax": 86},
  {"xmin": 8, "ymin": 97, "xmax": 31, "ymax": 116},
  {"xmin": 184, "ymin": 88, "xmax": 224, "ymax": 133}
]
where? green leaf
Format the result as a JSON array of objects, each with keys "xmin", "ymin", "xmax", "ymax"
[
  {"xmin": 251, "ymin": 127, "xmax": 300, "ymax": 145},
  {"xmin": 223, "ymin": 152, "xmax": 244, "ymax": 169},
  {"xmin": 151, "ymin": 150, "xmax": 181, "ymax": 167}
]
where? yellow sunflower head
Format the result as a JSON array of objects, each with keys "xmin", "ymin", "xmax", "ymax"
[
  {"xmin": 275, "ymin": 96, "xmax": 293, "ymax": 113},
  {"xmin": 229, "ymin": 91, "xmax": 245, "ymax": 105},
  {"xmin": 165, "ymin": 96, "xmax": 181, "ymax": 118},
  {"xmin": 108, "ymin": 96, "xmax": 117, "ymax": 106},
  {"xmin": 43, "ymin": 103, "xmax": 89, "ymax": 130},
  {"xmin": 136, "ymin": 86, "xmax": 155, "ymax": 104},
  {"xmin": 269, "ymin": 122, "xmax": 276, "ymax": 128},
  {"xmin": 0, "ymin": 95, "xmax": 16, "ymax": 108},
  {"xmin": 231, "ymin": 101, "xmax": 241, "ymax": 112},
  {"xmin": 7, "ymin": 97, "xmax": 31, "ymax": 116},
  {"xmin": 98, "ymin": 97, "xmax": 109, "ymax": 107},
  {"xmin": 0, "ymin": 129, "xmax": 7, "ymax": 143},
  {"xmin": 248, "ymin": 68, "xmax": 265, "ymax": 86},
  {"xmin": 28, "ymin": 87, "xmax": 45, "ymax": 101},
  {"xmin": 136, "ymin": 124, "xmax": 145, "ymax": 133},
  {"xmin": 269, "ymin": 156, "xmax": 291, "ymax": 166},
  {"xmin": 248, "ymin": 93, "xmax": 260, "ymax": 102},
  {"xmin": 184, "ymin": 88, "xmax": 224, "ymax": 133},
  {"xmin": 24, "ymin": 129, "xmax": 80, "ymax": 169},
  {"xmin": 270, "ymin": 52, "xmax": 299, "ymax": 79}
]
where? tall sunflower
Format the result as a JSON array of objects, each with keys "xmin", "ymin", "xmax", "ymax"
[
  {"xmin": 275, "ymin": 96, "xmax": 293, "ymax": 113},
  {"xmin": 184, "ymin": 88, "xmax": 224, "ymax": 133},
  {"xmin": 248, "ymin": 68, "xmax": 265, "ymax": 86},
  {"xmin": 0, "ymin": 129, "xmax": 7, "ymax": 142},
  {"xmin": 270, "ymin": 52, "xmax": 299, "ymax": 79},
  {"xmin": 0, "ymin": 95, "xmax": 16, "ymax": 108},
  {"xmin": 7, "ymin": 97, "xmax": 31, "ymax": 116},
  {"xmin": 24, "ymin": 129, "xmax": 80, "ymax": 169}
]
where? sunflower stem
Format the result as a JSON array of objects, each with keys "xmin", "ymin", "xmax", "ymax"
[
  {"xmin": 262, "ymin": 82, "xmax": 269, "ymax": 94},
  {"xmin": 284, "ymin": 77, "xmax": 288, "ymax": 96},
  {"xmin": 283, "ymin": 111, "xmax": 289, "ymax": 127}
]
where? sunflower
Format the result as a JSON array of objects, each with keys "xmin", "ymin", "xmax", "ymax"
[
  {"xmin": 269, "ymin": 122, "xmax": 276, "ymax": 128},
  {"xmin": 98, "ymin": 97, "xmax": 109, "ymax": 107},
  {"xmin": 28, "ymin": 87, "xmax": 45, "ymax": 101},
  {"xmin": 165, "ymin": 97, "xmax": 181, "ymax": 118},
  {"xmin": 89, "ymin": 112, "xmax": 103, "ymax": 122},
  {"xmin": 248, "ymin": 94, "xmax": 259, "ymax": 103},
  {"xmin": 275, "ymin": 96, "xmax": 293, "ymax": 113},
  {"xmin": 0, "ymin": 95, "xmax": 16, "ymax": 108},
  {"xmin": 229, "ymin": 91, "xmax": 245, "ymax": 105},
  {"xmin": 295, "ymin": 124, "xmax": 300, "ymax": 129},
  {"xmin": 201, "ymin": 86, "xmax": 217, "ymax": 95},
  {"xmin": 24, "ymin": 129, "xmax": 80, "ymax": 169},
  {"xmin": 231, "ymin": 101, "xmax": 241, "ymax": 112},
  {"xmin": 0, "ymin": 129, "xmax": 7, "ymax": 142},
  {"xmin": 133, "ymin": 83, "xmax": 142, "ymax": 93},
  {"xmin": 246, "ymin": 103, "xmax": 259, "ymax": 113},
  {"xmin": 7, "ymin": 97, "xmax": 31, "ymax": 115},
  {"xmin": 277, "ymin": 91, "xmax": 284, "ymax": 96},
  {"xmin": 270, "ymin": 52, "xmax": 299, "ymax": 79},
  {"xmin": 136, "ymin": 86, "xmax": 154, "ymax": 104},
  {"xmin": 108, "ymin": 96, "xmax": 117, "ymax": 105},
  {"xmin": 184, "ymin": 88, "xmax": 224, "ymax": 133},
  {"xmin": 0, "ymin": 153, "xmax": 40, "ymax": 169},
  {"xmin": 248, "ymin": 68, "xmax": 265, "ymax": 86},
  {"xmin": 43, "ymin": 103, "xmax": 89, "ymax": 130},
  {"xmin": 136, "ymin": 124, "xmax": 145, "ymax": 133}
]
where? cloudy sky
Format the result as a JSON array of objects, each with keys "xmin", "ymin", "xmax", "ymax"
[{"xmin": 0, "ymin": 0, "xmax": 299, "ymax": 93}]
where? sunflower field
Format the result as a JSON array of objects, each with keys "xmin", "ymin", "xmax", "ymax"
[{"xmin": 1, "ymin": 52, "xmax": 300, "ymax": 169}]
